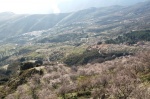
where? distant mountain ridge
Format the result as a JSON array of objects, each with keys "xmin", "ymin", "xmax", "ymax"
[
  {"xmin": 0, "ymin": 13, "xmax": 69, "ymax": 39},
  {"xmin": 0, "ymin": 1, "xmax": 150, "ymax": 40}
]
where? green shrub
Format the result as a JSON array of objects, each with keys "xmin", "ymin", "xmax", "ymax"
[
  {"xmin": 79, "ymin": 50, "xmax": 100, "ymax": 65},
  {"xmin": 97, "ymin": 41, "xmax": 102, "ymax": 45},
  {"xmin": 105, "ymin": 30, "xmax": 150, "ymax": 44},
  {"xmin": 20, "ymin": 62, "xmax": 34, "ymax": 70},
  {"xmin": 6, "ymin": 68, "xmax": 43, "ymax": 94},
  {"xmin": 64, "ymin": 49, "xmax": 131, "ymax": 66},
  {"xmin": 77, "ymin": 91, "xmax": 91, "ymax": 97},
  {"xmin": 64, "ymin": 53, "xmax": 82, "ymax": 66},
  {"xmin": 140, "ymin": 73, "xmax": 150, "ymax": 82},
  {"xmin": 20, "ymin": 57, "xmax": 26, "ymax": 62},
  {"xmin": 35, "ymin": 60, "xmax": 43, "ymax": 66},
  {"xmin": 64, "ymin": 49, "xmax": 101, "ymax": 66},
  {"xmin": 0, "ymin": 78, "xmax": 9, "ymax": 85},
  {"xmin": 7, "ymin": 62, "xmax": 20, "ymax": 75}
]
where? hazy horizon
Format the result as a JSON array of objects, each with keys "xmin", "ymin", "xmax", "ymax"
[{"xmin": 0, "ymin": 0, "xmax": 147, "ymax": 14}]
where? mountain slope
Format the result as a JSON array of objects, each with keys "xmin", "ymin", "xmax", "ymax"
[
  {"xmin": 0, "ymin": 13, "xmax": 69, "ymax": 39},
  {"xmin": 0, "ymin": 1, "xmax": 150, "ymax": 41}
]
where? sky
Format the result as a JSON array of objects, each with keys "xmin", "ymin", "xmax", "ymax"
[{"xmin": 0, "ymin": 0, "xmax": 147, "ymax": 14}]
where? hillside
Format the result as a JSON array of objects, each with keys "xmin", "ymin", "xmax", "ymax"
[
  {"xmin": 0, "ymin": 49, "xmax": 150, "ymax": 99},
  {"xmin": 0, "ymin": 1, "xmax": 150, "ymax": 42},
  {"xmin": 105, "ymin": 30, "xmax": 150, "ymax": 44},
  {"xmin": 0, "ymin": 1, "xmax": 150, "ymax": 99},
  {"xmin": 0, "ymin": 13, "xmax": 69, "ymax": 39}
]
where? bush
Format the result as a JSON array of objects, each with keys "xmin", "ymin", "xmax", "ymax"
[
  {"xmin": 7, "ymin": 62, "xmax": 20, "ymax": 76},
  {"xmin": 64, "ymin": 54, "xmax": 81, "ymax": 66},
  {"xmin": 20, "ymin": 57, "xmax": 26, "ymax": 62},
  {"xmin": 97, "ymin": 41, "xmax": 102, "ymax": 45},
  {"xmin": 79, "ymin": 50, "xmax": 100, "ymax": 65},
  {"xmin": 0, "ymin": 78, "xmax": 9, "ymax": 85},
  {"xmin": 64, "ymin": 49, "xmax": 100, "ymax": 66},
  {"xmin": 35, "ymin": 60, "xmax": 43, "ymax": 66},
  {"xmin": 105, "ymin": 30, "xmax": 150, "ymax": 44},
  {"xmin": 77, "ymin": 91, "xmax": 91, "ymax": 97},
  {"xmin": 8, "ymin": 68, "xmax": 43, "ymax": 91},
  {"xmin": 20, "ymin": 62, "xmax": 34, "ymax": 70},
  {"xmin": 64, "ymin": 49, "xmax": 131, "ymax": 66}
]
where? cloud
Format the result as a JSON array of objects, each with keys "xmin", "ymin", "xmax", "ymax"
[
  {"xmin": 50, "ymin": 0, "xmax": 60, "ymax": 14},
  {"xmin": 0, "ymin": 0, "xmax": 146, "ymax": 14},
  {"xmin": 0, "ymin": 0, "xmax": 59, "ymax": 14}
]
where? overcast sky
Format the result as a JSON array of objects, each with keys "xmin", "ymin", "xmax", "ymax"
[{"xmin": 0, "ymin": 0, "xmax": 147, "ymax": 14}]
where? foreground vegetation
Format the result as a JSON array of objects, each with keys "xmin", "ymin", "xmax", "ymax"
[
  {"xmin": 0, "ymin": 49, "xmax": 149, "ymax": 99},
  {"xmin": 0, "ymin": 32, "xmax": 150, "ymax": 99}
]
